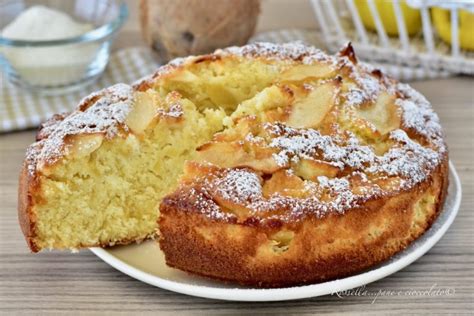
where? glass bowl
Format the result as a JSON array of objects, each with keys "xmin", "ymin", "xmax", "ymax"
[{"xmin": 0, "ymin": 0, "xmax": 128, "ymax": 95}]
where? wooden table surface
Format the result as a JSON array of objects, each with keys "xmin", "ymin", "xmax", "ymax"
[{"xmin": 1, "ymin": 1, "xmax": 473, "ymax": 314}]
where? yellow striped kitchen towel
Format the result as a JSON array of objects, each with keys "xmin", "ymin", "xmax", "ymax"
[
  {"xmin": 0, "ymin": 29, "xmax": 451, "ymax": 133},
  {"xmin": 1, "ymin": 47, "xmax": 158, "ymax": 133}
]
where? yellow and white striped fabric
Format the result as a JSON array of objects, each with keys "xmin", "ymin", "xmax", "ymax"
[
  {"xmin": 0, "ymin": 29, "xmax": 451, "ymax": 133},
  {"xmin": 1, "ymin": 47, "xmax": 158, "ymax": 133}
]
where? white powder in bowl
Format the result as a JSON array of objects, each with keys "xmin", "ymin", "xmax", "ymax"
[{"xmin": 1, "ymin": 6, "xmax": 99, "ymax": 86}]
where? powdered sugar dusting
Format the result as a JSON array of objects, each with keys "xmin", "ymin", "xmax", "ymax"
[
  {"xmin": 396, "ymin": 83, "xmax": 445, "ymax": 151},
  {"xmin": 25, "ymin": 84, "xmax": 134, "ymax": 173},
  {"xmin": 184, "ymin": 118, "xmax": 445, "ymax": 222},
  {"xmin": 215, "ymin": 169, "xmax": 262, "ymax": 204},
  {"xmin": 317, "ymin": 176, "xmax": 357, "ymax": 212},
  {"xmin": 341, "ymin": 61, "xmax": 384, "ymax": 107},
  {"xmin": 186, "ymin": 168, "xmax": 387, "ymax": 221},
  {"xmin": 344, "ymin": 88, "xmax": 366, "ymax": 107},
  {"xmin": 217, "ymin": 41, "xmax": 336, "ymax": 65},
  {"xmin": 266, "ymin": 123, "xmax": 376, "ymax": 170},
  {"xmin": 187, "ymin": 187, "xmax": 235, "ymax": 221},
  {"xmin": 367, "ymin": 129, "xmax": 441, "ymax": 185},
  {"xmin": 266, "ymin": 123, "xmax": 441, "ymax": 187},
  {"xmin": 354, "ymin": 73, "xmax": 380, "ymax": 100}
]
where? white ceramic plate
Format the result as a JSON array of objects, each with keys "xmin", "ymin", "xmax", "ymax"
[{"xmin": 91, "ymin": 162, "xmax": 462, "ymax": 302}]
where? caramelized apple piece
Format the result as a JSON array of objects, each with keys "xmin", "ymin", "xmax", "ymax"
[
  {"xmin": 64, "ymin": 133, "xmax": 104, "ymax": 159},
  {"xmin": 125, "ymin": 92, "xmax": 156, "ymax": 134},
  {"xmin": 280, "ymin": 63, "xmax": 335, "ymax": 82},
  {"xmin": 37, "ymin": 133, "xmax": 105, "ymax": 175},
  {"xmin": 262, "ymin": 170, "xmax": 306, "ymax": 198},
  {"xmin": 292, "ymin": 158, "xmax": 339, "ymax": 181},
  {"xmin": 356, "ymin": 92, "xmax": 401, "ymax": 135},
  {"xmin": 286, "ymin": 80, "xmax": 340, "ymax": 128},
  {"xmin": 197, "ymin": 141, "xmax": 282, "ymax": 173},
  {"xmin": 197, "ymin": 141, "xmax": 243, "ymax": 166},
  {"xmin": 270, "ymin": 230, "xmax": 295, "ymax": 253},
  {"xmin": 181, "ymin": 161, "xmax": 220, "ymax": 182}
]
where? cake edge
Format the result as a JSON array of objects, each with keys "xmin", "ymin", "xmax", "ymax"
[{"xmin": 158, "ymin": 156, "xmax": 449, "ymax": 288}]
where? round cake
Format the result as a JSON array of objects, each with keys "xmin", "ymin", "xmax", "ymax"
[{"xmin": 18, "ymin": 42, "xmax": 448, "ymax": 288}]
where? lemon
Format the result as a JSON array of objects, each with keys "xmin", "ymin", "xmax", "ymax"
[
  {"xmin": 355, "ymin": 0, "xmax": 422, "ymax": 36},
  {"xmin": 432, "ymin": 8, "xmax": 474, "ymax": 51}
]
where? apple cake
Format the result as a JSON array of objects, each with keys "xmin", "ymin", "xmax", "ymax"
[{"xmin": 19, "ymin": 42, "xmax": 448, "ymax": 287}]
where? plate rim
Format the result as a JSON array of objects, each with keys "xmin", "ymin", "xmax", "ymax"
[{"xmin": 90, "ymin": 161, "xmax": 462, "ymax": 302}]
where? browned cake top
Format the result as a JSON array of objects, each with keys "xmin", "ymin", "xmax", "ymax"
[{"xmin": 159, "ymin": 43, "xmax": 447, "ymax": 224}]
